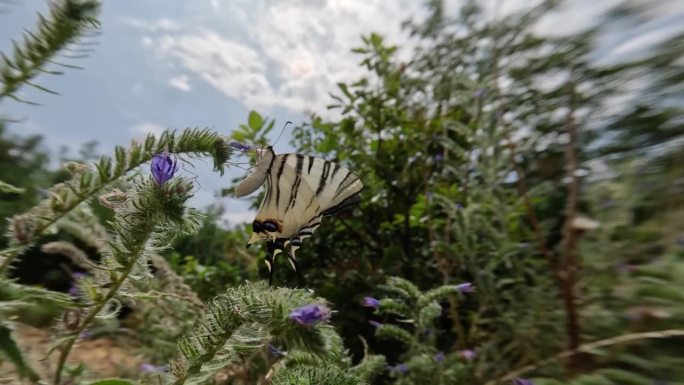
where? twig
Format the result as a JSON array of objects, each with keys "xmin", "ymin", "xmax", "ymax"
[
  {"xmin": 484, "ymin": 329, "xmax": 684, "ymax": 385},
  {"xmin": 559, "ymin": 77, "xmax": 581, "ymax": 358}
]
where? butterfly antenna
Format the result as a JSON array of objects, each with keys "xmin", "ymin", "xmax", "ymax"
[
  {"xmin": 272, "ymin": 121, "xmax": 292, "ymax": 148},
  {"xmin": 180, "ymin": 159, "xmax": 202, "ymax": 191}
]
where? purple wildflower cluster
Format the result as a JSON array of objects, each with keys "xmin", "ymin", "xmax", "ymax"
[
  {"xmin": 363, "ymin": 296, "xmax": 380, "ymax": 308},
  {"xmin": 268, "ymin": 344, "xmax": 286, "ymax": 356},
  {"xmin": 140, "ymin": 363, "xmax": 168, "ymax": 373},
  {"xmin": 388, "ymin": 363, "xmax": 409, "ymax": 374},
  {"xmin": 229, "ymin": 140, "xmax": 252, "ymax": 152},
  {"xmin": 459, "ymin": 349, "xmax": 476, "ymax": 360},
  {"xmin": 288, "ymin": 303, "xmax": 331, "ymax": 327},
  {"xmin": 455, "ymin": 282, "xmax": 474, "ymax": 293},
  {"xmin": 513, "ymin": 379, "xmax": 534, "ymax": 385},
  {"xmin": 151, "ymin": 153, "xmax": 178, "ymax": 185}
]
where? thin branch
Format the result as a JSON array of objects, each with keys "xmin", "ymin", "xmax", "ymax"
[
  {"xmin": 484, "ymin": 329, "xmax": 684, "ymax": 385},
  {"xmin": 559, "ymin": 75, "xmax": 581, "ymax": 358}
]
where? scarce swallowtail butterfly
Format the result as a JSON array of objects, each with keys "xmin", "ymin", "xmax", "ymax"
[{"xmin": 235, "ymin": 145, "xmax": 364, "ymax": 286}]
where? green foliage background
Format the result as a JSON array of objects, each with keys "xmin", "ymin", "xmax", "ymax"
[{"xmin": 0, "ymin": 0, "xmax": 682, "ymax": 385}]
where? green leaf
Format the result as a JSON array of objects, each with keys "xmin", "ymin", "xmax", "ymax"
[
  {"xmin": 248, "ymin": 110, "xmax": 264, "ymax": 130},
  {"xmin": 0, "ymin": 324, "xmax": 40, "ymax": 381}
]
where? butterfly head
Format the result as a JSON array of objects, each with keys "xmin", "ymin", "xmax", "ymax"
[{"xmin": 246, "ymin": 218, "xmax": 282, "ymax": 247}]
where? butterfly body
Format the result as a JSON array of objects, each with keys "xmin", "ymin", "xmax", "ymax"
[{"xmin": 236, "ymin": 146, "xmax": 363, "ymax": 285}]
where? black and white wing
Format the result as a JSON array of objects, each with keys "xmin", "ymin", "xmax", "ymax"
[{"xmin": 235, "ymin": 146, "xmax": 363, "ymax": 284}]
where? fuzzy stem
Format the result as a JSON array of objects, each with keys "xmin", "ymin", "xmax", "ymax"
[
  {"xmin": 484, "ymin": 329, "xmax": 684, "ymax": 385},
  {"xmin": 0, "ymin": 129, "xmax": 230, "ymax": 276},
  {"xmin": 52, "ymin": 223, "xmax": 153, "ymax": 385}
]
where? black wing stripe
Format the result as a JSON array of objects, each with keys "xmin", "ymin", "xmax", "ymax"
[
  {"xmin": 275, "ymin": 154, "xmax": 289, "ymax": 207},
  {"xmin": 315, "ymin": 160, "xmax": 331, "ymax": 196},
  {"xmin": 307, "ymin": 155, "xmax": 314, "ymax": 174},
  {"xmin": 331, "ymin": 162, "xmax": 341, "ymax": 180},
  {"xmin": 321, "ymin": 193, "xmax": 361, "ymax": 216},
  {"xmin": 287, "ymin": 155, "xmax": 305, "ymax": 211},
  {"xmin": 336, "ymin": 169, "xmax": 352, "ymax": 192}
]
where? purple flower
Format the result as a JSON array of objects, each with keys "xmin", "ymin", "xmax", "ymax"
[
  {"xmin": 388, "ymin": 363, "xmax": 409, "ymax": 374},
  {"xmin": 459, "ymin": 349, "xmax": 476, "ymax": 360},
  {"xmin": 434, "ymin": 154, "xmax": 444, "ymax": 162},
  {"xmin": 229, "ymin": 140, "xmax": 252, "ymax": 152},
  {"xmin": 289, "ymin": 303, "xmax": 331, "ymax": 327},
  {"xmin": 150, "ymin": 153, "xmax": 178, "ymax": 185},
  {"xmin": 617, "ymin": 262, "xmax": 636, "ymax": 273},
  {"xmin": 513, "ymin": 379, "xmax": 534, "ymax": 385},
  {"xmin": 268, "ymin": 344, "xmax": 286, "ymax": 356},
  {"xmin": 363, "ymin": 297, "xmax": 380, "ymax": 308},
  {"xmin": 434, "ymin": 351, "xmax": 445, "ymax": 363},
  {"xmin": 455, "ymin": 202, "xmax": 463, "ymax": 209},
  {"xmin": 72, "ymin": 272, "xmax": 86, "ymax": 279},
  {"xmin": 455, "ymin": 282, "xmax": 474, "ymax": 293},
  {"xmin": 67, "ymin": 285, "xmax": 80, "ymax": 297},
  {"xmin": 78, "ymin": 331, "xmax": 91, "ymax": 340},
  {"xmin": 475, "ymin": 88, "xmax": 485, "ymax": 98},
  {"xmin": 140, "ymin": 363, "xmax": 168, "ymax": 373},
  {"xmin": 369, "ymin": 320, "xmax": 382, "ymax": 328}
]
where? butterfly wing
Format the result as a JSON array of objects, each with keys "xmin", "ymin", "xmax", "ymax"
[
  {"xmin": 234, "ymin": 148, "xmax": 273, "ymax": 197},
  {"xmin": 241, "ymin": 149, "xmax": 363, "ymax": 279}
]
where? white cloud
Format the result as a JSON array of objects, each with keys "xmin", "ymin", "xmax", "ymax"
[
  {"xmin": 130, "ymin": 122, "xmax": 166, "ymax": 138},
  {"xmin": 169, "ymin": 74, "xmax": 191, "ymax": 92},
  {"xmin": 123, "ymin": 0, "xmax": 683, "ymax": 115},
  {"xmin": 124, "ymin": 0, "xmax": 425, "ymax": 114}
]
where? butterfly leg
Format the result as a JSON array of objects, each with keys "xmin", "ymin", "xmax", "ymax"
[
  {"xmin": 266, "ymin": 239, "xmax": 287, "ymax": 287},
  {"xmin": 287, "ymin": 238, "xmax": 304, "ymax": 287},
  {"xmin": 264, "ymin": 240, "xmax": 276, "ymax": 286}
]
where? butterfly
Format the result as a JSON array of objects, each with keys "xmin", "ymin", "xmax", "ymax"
[{"xmin": 235, "ymin": 146, "xmax": 363, "ymax": 285}]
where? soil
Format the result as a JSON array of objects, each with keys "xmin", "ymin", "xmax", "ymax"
[{"xmin": 0, "ymin": 324, "xmax": 143, "ymax": 384}]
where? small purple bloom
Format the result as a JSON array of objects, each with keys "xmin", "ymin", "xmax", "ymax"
[
  {"xmin": 617, "ymin": 262, "xmax": 636, "ymax": 273},
  {"xmin": 513, "ymin": 379, "xmax": 534, "ymax": 385},
  {"xmin": 434, "ymin": 154, "xmax": 444, "ymax": 162},
  {"xmin": 459, "ymin": 349, "xmax": 476, "ymax": 360},
  {"xmin": 268, "ymin": 344, "xmax": 286, "ymax": 356},
  {"xmin": 369, "ymin": 320, "xmax": 382, "ymax": 328},
  {"xmin": 78, "ymin": 331, "xmax": 91, "ymax": 340},
  {"xmin": 434, "ymin": 351, "xmax": 445, "ymax": 363},
  {"xmin": 422, "ymin": 328, "xmax": 432, "ymax": 336},
  {"xmin": 475, "ymin": 88, "xmax": 485, "ymax": 98},
  {"xmin": 455, "ymin": 282, "xmax": 474, "ymax": 293},
  {"xmin": 67, "ymin": 285, "xmax": 80, "ymax": 297},
  {"xmin": 151, "ymin": 153, "xmax": 178, "ymax": 185},
  {"xmin": 363, "ymin": 297, "xmax": 380, "ymax": 308},
  {"xmin": 229, "ymin": 140, "xmax": 252, "ymax": 152},
  {"xmin": 72, "ymin": 272, "xmax": 86, "ymax": 279},
  {"xmin": 140, "ymin": 363, "xmax": 168, "ymax": 373},
  {"xmin": 289, "ymin": 303, "xmax": 331, "ymax": 327},
  {"xmin": 388, "ymin": 363, "xmax": 409, "ymax": 374},
  {"xmin": 455, "ymin": 202, "xmax": 463, "ymax": 209}
]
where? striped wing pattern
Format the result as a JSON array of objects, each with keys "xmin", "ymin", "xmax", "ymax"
[{"xmin": 237, "ymin": 147, "xmax": 363, "ymax": 285}]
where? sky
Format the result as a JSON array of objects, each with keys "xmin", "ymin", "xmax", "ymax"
[{"xmin": 0, "ymin": 0, "xmax": 682, "ymax": 226}]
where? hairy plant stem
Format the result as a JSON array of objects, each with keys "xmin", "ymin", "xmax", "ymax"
[
  {"xmin": 52, "ymin": 225, "xmax": 153, "ymax": 385},
  {"xmin": 484, "ymin": 329, "xmax": 684, "ymax": 385}
]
